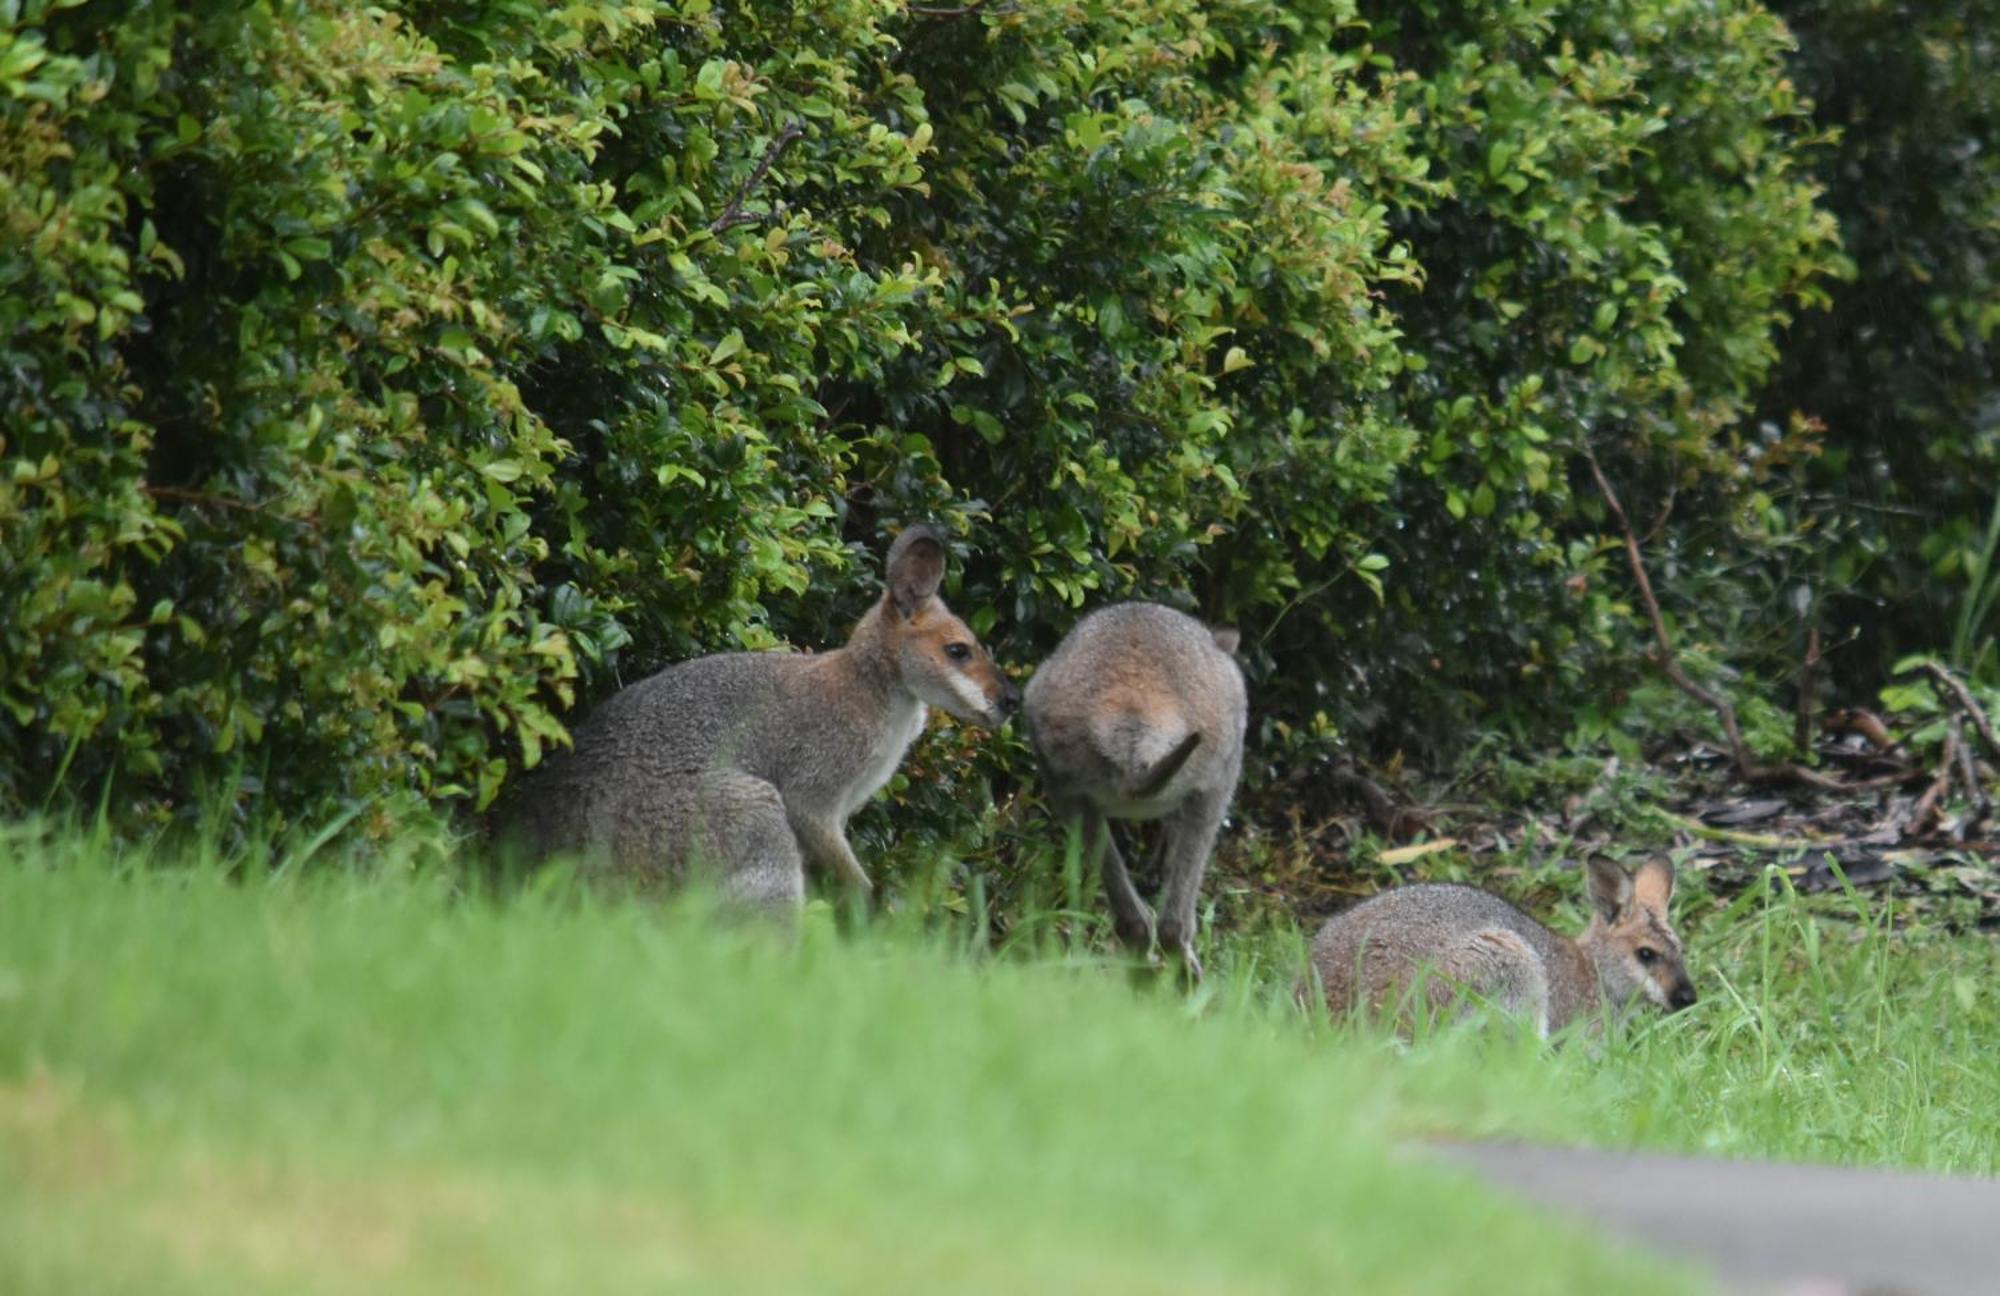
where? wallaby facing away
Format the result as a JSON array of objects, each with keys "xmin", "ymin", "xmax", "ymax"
[
  {"xmin": 1306, "ymin": 857, "xmax": 1696, "ymax": 1035},
  {"xmin": 510, "ymin": 526, "xmax": 1018, "ymax": 908},
  {"xmin": 1024, "ymin": 601, "xmax": 1247, "ymax": 980}
]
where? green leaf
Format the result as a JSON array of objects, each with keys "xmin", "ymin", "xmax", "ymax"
[{"xmin": 695, "ymin": 59, "xmax": 727, "ymax": 100}]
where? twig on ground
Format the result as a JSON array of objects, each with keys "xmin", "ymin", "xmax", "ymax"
[
  {"xmin": 1645, "ymin": 807, "xmax": 1832, "ymax": 851},
  {"xmin": 1901, "ymin": 660, "xmax": 2000, "ymax": 765},
  {"xmin": 709, "ymin": 122, "xmax": 805, "ymax": 235},
  {"xmin": 1584, "ymin": 450, "xmax": 1888, "ymax": 792}
]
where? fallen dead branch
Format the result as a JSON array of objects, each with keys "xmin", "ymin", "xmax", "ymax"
[
  {"xmin": 1900, "ymin": 659, "xmax": 2000, "ymax": 766},
  {"xmin": 1906, "ymin": 718, "xmax": 1962, "ymax": 834},
  {"xmin": 1586, "ymin": 451, "xmax": 1928, "ymax": 795},
  {"xmin": 1644, "ymin": 807, "xmax": 1833, "ymax": 851}
]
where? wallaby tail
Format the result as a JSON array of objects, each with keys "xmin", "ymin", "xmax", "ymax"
[
  {"xmin": 1132, "ymin": 731, "xmax": 1202, "ymax": 800},
  {"xmin": 1083, "ymin": 694, "xmax": 1200, "ymax": 799}
]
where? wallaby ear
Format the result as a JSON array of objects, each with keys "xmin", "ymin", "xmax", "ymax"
[
  {"xmin": 1584, "ymin": 854, "xmax": 1633, "ymax": 923},
  {"xmin": 1632, "ymin": 856, "xmax": 1676, "ymax": 913},
  {"xmin": 884, "ymin": 525, "xmax": 947, "ymax": 618},
  {"xmin": 1210, "ymin": 626, "xmax": 1241, "ymax": 656}
]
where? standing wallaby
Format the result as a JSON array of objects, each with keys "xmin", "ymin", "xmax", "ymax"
[
  {"xmin": 1305, "ymin": 857, "xmax": 1696, "ymax": 1036},
  {"xmin": 509, "ymin": 526, "xmax": 1018, "ymax": 908},
  {"xmin": 1024, "ymin": 602, "xmax": 1247, "ymax": 980}
]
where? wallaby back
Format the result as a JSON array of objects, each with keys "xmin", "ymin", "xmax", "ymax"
[
  {"xmin": 1025, "ymin": 601, "xmax": 1247, "ymax": 979},
  {"xmin": 1025, "ymin": 602, "xmax": 1245, "ymax": 817},
  {"xmin": 509, "ymin": 526, "xmax": 1017, "ymax": 904},
  {"xmin": 1306, "ymin": 858, "xmax": 1695, "ymax": 1035}
]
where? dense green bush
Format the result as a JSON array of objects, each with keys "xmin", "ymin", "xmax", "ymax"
[
  {"xmin": 2, "ymin": 0, "xmax": 1848, "ymax": 851},
  {"xmin": 3, "ymin": 0, "xmax": 936, "ymax": 824},
  {"xmin": 1319, "ymin": 0, "xmax": 1841, "ymax": 754},
  {"xmin": 1755, "ymin": 0, "xmax": 2000, "ymax": 684}
]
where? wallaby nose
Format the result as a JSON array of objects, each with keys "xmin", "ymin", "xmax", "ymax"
[
  {"xmin": 999, "ymin": 677, "xmax": 1023, "ymax": 715},
  {"xmin": 1669, "ymin": 980, "xmax": 1697, "ymax": 1011}
]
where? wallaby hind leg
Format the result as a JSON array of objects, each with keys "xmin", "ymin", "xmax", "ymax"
[
  {"xmin": 1055, "ymin": 796, "xmax": 1153, "ymax": 952},
  {"xmin": 608, "ymin": 771, "xmax": 804, "ymax": 912},
  {"xmin": 1152, "ymin": 785, "xmax": 1229, "ymax": 983},
  {"xmin": 1430, "ymin": 927, "xmax": 1552, "ymax": 1037},
  {"xmin": 1091, "ymin": 807, "xmax": 1157, "ymax": 953},
  {"xmin": 700, "ymin": 774, "xmax": 807, "ymax": 912}
]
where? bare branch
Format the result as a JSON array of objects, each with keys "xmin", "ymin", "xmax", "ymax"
[
  {"xmin": 708, "ymin": 122, "xmax": 805, "ymax": 236},
  {"xmin": 907, "ymin": 1, "xmax": 1020, "ymax": 16},
  {"xmin": 1329, "ymin": 761, "xmax": 1431, "ymax": 840},
  {"xmin": 141, "ymin": 482, "xmax": 319, "ymax": 528},
  {"xmin": 1584, "ymin": 449, "xmax": 1923, "ymax": 794},
  {"xmin": 1794, "ymin": 624, "xmax": 1820, "ymax": 755},
  {"xmin": 1641, "ymin": 475, "xmax": 1679, "ymax": 546},
  {"xmin": 1955, "ymin": 717, "xmax": 1992, "ymax": 832}
]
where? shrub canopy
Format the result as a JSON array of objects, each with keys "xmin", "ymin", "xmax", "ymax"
[{"xmin": 2, "ymin": 0, "xmax": 1915, "ymax": 850}]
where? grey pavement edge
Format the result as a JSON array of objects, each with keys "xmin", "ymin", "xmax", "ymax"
[{"xmin": 1433, "ymin": 1141, "xmax": 2000, "ymax": 1296}]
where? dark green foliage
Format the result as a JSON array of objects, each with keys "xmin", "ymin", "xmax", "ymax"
[
  {"xmin": 2, "ymin": 0, "xmax": 1852, "ymax": 848},
  {"xmin": 1757, "ymin": 0, "xmax": 2000, "ymax": 684},
  {"xmin": 1342, "ymin": 0, "xmax": 1840, "ymax": 749}
]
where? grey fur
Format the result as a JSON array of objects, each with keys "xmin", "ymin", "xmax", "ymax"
[
  {"xmin": 1305, "ymin": 859, "xmax": 1697, "ymax": 1036},
  {"xmin": 507, "ymin": 527, "xmax": 1016, "ymax": 908},
  {"xmin": 1023, "ymin": 601, "xmax": 1247, "ymax": 980}
]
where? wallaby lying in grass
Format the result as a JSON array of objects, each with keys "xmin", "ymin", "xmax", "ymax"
[
  {"xmin": 1024, "ymin": 602, "xmax": 1247, "ymax": 980},
  {"xmin": 1305, "ymin": 857, "xmax": 1696, "ymax": 1036},
  {"xmin": 511, "ymin": 526, "xmax": 1018, "ymax": 908}
]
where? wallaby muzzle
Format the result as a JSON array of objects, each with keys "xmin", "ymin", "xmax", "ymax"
[{"xmin": 1668, "ymin": 978, "xmax": 1698, "ymax": 1011}]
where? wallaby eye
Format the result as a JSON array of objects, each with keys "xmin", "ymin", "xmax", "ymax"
[
  {"xmin": 1636, "ymin": 947, "xmax": 1658, "ymax": 966},
  {"xmin": 944, "ymin": 642, "xmax": 972, "ymax": 662}
]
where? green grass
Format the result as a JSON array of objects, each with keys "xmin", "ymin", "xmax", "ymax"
[
  {"xmin": 5, "ymin": 822, "xmax": 1997, "ymax": 1295},
  {"xmin": 1555, "ymin": 866, "xmax": 2000, "ymax": 1170},
  {"xmin": 0, "ymin": 825, "xmax": 1699, "ymax": 1296},
  {"xmin": 1003, "ymin": 832, "xmax": 2000, "ymax": 1176}
]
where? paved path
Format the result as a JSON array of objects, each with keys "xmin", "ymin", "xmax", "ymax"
[{"xmin": 1437, "ymin": 1142, "xmax": 2000, "ymax": 1295}]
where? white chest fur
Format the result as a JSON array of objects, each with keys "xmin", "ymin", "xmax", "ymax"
[{"xmin": 842, "ymin": 695, "xmax": 927, "ymax": 818}]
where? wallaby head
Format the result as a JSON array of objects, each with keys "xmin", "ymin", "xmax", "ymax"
[
  {"xmin": 875, "ymin": 525, "xmax": 1019, "ymax": 727},
  {"xmin": 1579, "ymin": 856, "xmax": 1696, "ymax": 1014}
]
